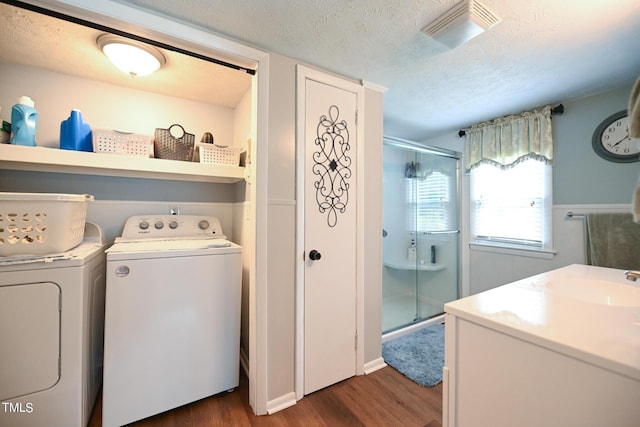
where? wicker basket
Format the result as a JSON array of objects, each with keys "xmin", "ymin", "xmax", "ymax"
[
  {"xmin": 0, "ymin": 192, "xmax": 93, "ymax": 256},
  {"xmin": 93, "ymin": 129, "xmax": 153, "ymax": 157},
  {"xmin": 198, "ymin": 144, "xmax": 243, "ymax": 166},
  {"xmin": 154, "ymin": 124, "xmax": 195, "ymax": 161}
]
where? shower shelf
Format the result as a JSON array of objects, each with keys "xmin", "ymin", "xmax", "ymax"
[{"xmin": 384, "ymin": 260, "xmax": 445, "ymax": 271}]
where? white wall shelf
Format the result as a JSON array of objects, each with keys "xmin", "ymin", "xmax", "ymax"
[
  {"xmin": 0, "ymin": 144, "xmax": 245, "ymax": 183},
  {"xmin": 384, "ymin": 260, "xmax": 445, "ymax": 271}
]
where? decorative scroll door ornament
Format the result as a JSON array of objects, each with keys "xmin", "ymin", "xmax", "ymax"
[{"xmin": 313, "ymin": 105, "xmax": 351, "ymax": 227}]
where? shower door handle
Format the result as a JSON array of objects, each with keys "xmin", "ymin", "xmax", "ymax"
[
  {"xmin": 308, "ymin": 250, "xmax": 322, "ymax": 261},
  {"xmin": 420, "ymin": 230, "xmax": 460, "ymax": 235}
]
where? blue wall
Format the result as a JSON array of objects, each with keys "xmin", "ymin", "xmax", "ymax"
[{"xmin": 553, "ymin": 83, "xmax": 638, "ymax": 205}]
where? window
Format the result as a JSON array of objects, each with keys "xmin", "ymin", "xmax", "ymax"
[
  {"xmin": 470, "ymin": 159, "xmax": 552, "ymax": 251},
  {"xmin": 406, "ymin": 170, "xmax": 453, "ymax": 232}
]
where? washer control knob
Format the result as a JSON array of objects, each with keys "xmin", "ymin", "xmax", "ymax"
[
  {"xmin": 169, "ymin": 220, "xmax": 178, "ymax": 229},
  {"xmin": 154, "ymin": 221, "xmax": 164, "ymax": 230},
  {"xmin": 139, "ymin": 221, "xmax": 149, "ymax": 230},
  {"xmin": 198, "ymin": 220, "xmax": 210, "ymax": 230}
]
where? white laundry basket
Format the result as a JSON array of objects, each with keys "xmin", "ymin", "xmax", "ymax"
[
  {"xmin": 93, "ymin": 129, "xmax": 153, "ymax": 157},
  {"xmin": 198, "ymin": 144, "xmax": 243, "ymax": 165},
  {"xmin": 0, "ymin": 193, "xmax": 93, "ymax": 256}
]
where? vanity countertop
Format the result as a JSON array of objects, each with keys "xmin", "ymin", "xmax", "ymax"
[{"xmin": 445, "ymin": 264, "xmax": 640, "ymax": 381}]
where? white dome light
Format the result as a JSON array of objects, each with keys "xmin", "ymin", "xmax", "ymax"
[{"xmin": 97, "ymin": 34, "xmax": 166, "ymax": 77}]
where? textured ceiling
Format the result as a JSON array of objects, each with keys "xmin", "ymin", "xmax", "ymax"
[
  {"xmin": 0, "ymin": 3, "xmax": 252, "ymax": 109},
  {"xmin": 3, "ymin": 0, "xmax": 640, "ymax": 142},
  {"xmin": 124, "ymin": 0, "xmax": 640, "ymax": 141}
]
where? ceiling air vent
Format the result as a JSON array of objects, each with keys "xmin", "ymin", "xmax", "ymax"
[{"xmin": 422, "ymin": 0, "xmax": 500, "ymax": 49}]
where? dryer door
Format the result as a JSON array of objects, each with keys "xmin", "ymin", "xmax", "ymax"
[{"xmin": 0, "ymin": 282, "xmax": 60, "ymax": 400}]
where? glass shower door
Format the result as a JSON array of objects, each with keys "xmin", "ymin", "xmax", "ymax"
[{"xmin": 382, "ymin": 139, "xmax": 460, "ymax": 333}]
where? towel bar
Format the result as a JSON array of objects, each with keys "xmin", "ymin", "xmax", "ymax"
[{"xmin": 566, "ymin": 212, "xmax": 585, "ymax": 219}]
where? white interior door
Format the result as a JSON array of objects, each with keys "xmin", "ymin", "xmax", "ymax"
[{"xmin": 299, "ymin": 68, "xmax": 362, "ymax": 395}]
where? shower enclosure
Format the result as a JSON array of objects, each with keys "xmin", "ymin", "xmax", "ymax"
[{"xmin": 382, "ymin": 137, "xmax": 460, "ymax": 333}]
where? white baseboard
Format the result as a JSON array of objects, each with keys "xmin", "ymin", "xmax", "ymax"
[
  {"xmin": 261, "ymin": 358, "xmax": 389, "ymax": 414},
  {"xmin": 266, "ymin": 392, "xmax": 297, "ymax": 414},
  {"xmin": 364, "ymin": 357, "xmax": 387, "ymax": 374}
]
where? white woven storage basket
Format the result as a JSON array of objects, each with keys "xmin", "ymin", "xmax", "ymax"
[
  {"xmin": 93, "ymin": 129, "xmax": 153, "ymax": 157},
  {"xmin": 198, "ymin": 144, "xmax": 243, "ymax": 166},
  {"xmin": 0, "ymin": 192, "xmax": 93, "ymax": 256}
]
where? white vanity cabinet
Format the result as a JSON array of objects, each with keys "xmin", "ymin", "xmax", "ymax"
[{"xmin": 442, "ymin": 264, "xmax": 640, "ymax": 427}]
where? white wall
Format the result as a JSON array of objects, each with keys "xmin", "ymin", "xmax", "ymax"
[
  {"xmin": 469, "ymin": 204, "xmax": 632, "ymax": 293},
  {"xmin": 362, "ymin": 86, "xmax": 384, "ymax": 371},
  {"xmin": 233, "ymin": 87, "xmax": 253, "ymax": 152},
  {"xmin": 0, "ymin": 62, "xmax": 236, "ymax": 150}
]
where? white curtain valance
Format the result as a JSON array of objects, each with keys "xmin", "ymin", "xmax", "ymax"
[{"xmin": 464, "ymin": 105, "xmax": 554, "ymax": 172}]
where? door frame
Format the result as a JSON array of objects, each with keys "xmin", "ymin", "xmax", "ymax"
[{"xmin": 295, "ymin": 65, "xmax": 365, "ymax": 400}]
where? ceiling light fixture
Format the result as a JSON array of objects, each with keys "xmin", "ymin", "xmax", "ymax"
[
  {"xmin": 422, "ymin": 0, "xmax": 500, "ymax": 49},
  {"xmin": 97, "ymin": 34, "xmax": 166, "ymax": 77}
]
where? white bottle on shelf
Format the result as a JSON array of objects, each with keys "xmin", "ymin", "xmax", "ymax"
[{"xmin": 407, "ymin": 238, "xmax": 417, "ymax": 261}]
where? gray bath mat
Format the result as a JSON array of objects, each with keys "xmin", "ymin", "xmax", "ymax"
[{"xmin": 382, "ymin": 323, "xmax": 445, "ymax": 387}]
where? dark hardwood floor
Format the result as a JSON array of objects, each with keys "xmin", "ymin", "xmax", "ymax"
[{"xmin": 89, "ymin": 366, "xmax": 443, "ymax": 427}]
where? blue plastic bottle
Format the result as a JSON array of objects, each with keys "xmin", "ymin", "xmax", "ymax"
[
  {"xmin": 60, "ymin": 109, "xmax": 92, "ymax": 152},
  {"xmin": 10, "ymin": 96, "xmax": 38, "ymax": 146}
]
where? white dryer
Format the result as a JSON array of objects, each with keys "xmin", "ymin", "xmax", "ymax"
[
  {"xmin": 102, "ymin": 215, "xmax": 242, "ymax": 427},
  {"xmin": 0, "ymin": 223, "xmax": 107, "ymax": 427}
]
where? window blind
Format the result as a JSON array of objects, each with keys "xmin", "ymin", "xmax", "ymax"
[
  {"xmin": 471, "ymin": 160, "xmax": 550, "ymax": 248},
  {"xmin": 406, "ymin": 171, "xmax": 451, "ymax": 232}
]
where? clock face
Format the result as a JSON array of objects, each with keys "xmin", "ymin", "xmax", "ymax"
[{"xmin": 592, "ymin": 110, "xmax": 640, "ymax": 162}]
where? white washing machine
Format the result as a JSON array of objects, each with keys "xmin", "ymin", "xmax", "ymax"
[
  {"xmin": 102, "ymin": 214, "xmax": 242, "ymax": 427},
  {"xmin": 0, "ymin": 223, "xmax": 107, "ymax": 427}
]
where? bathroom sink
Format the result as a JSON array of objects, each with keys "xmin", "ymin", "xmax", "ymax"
[{"xmin": 546, "ymin": 279, "xmax": 640, "ymax": 307}]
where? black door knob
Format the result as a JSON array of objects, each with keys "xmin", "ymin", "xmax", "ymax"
[{"xmin": 308, "ymin": 250, "xmax": 322, "ymax": 261}]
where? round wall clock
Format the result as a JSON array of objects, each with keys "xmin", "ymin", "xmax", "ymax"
[{"xmin": 592, "ymin": 109, "xmax": 640, "ymax": 162}]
